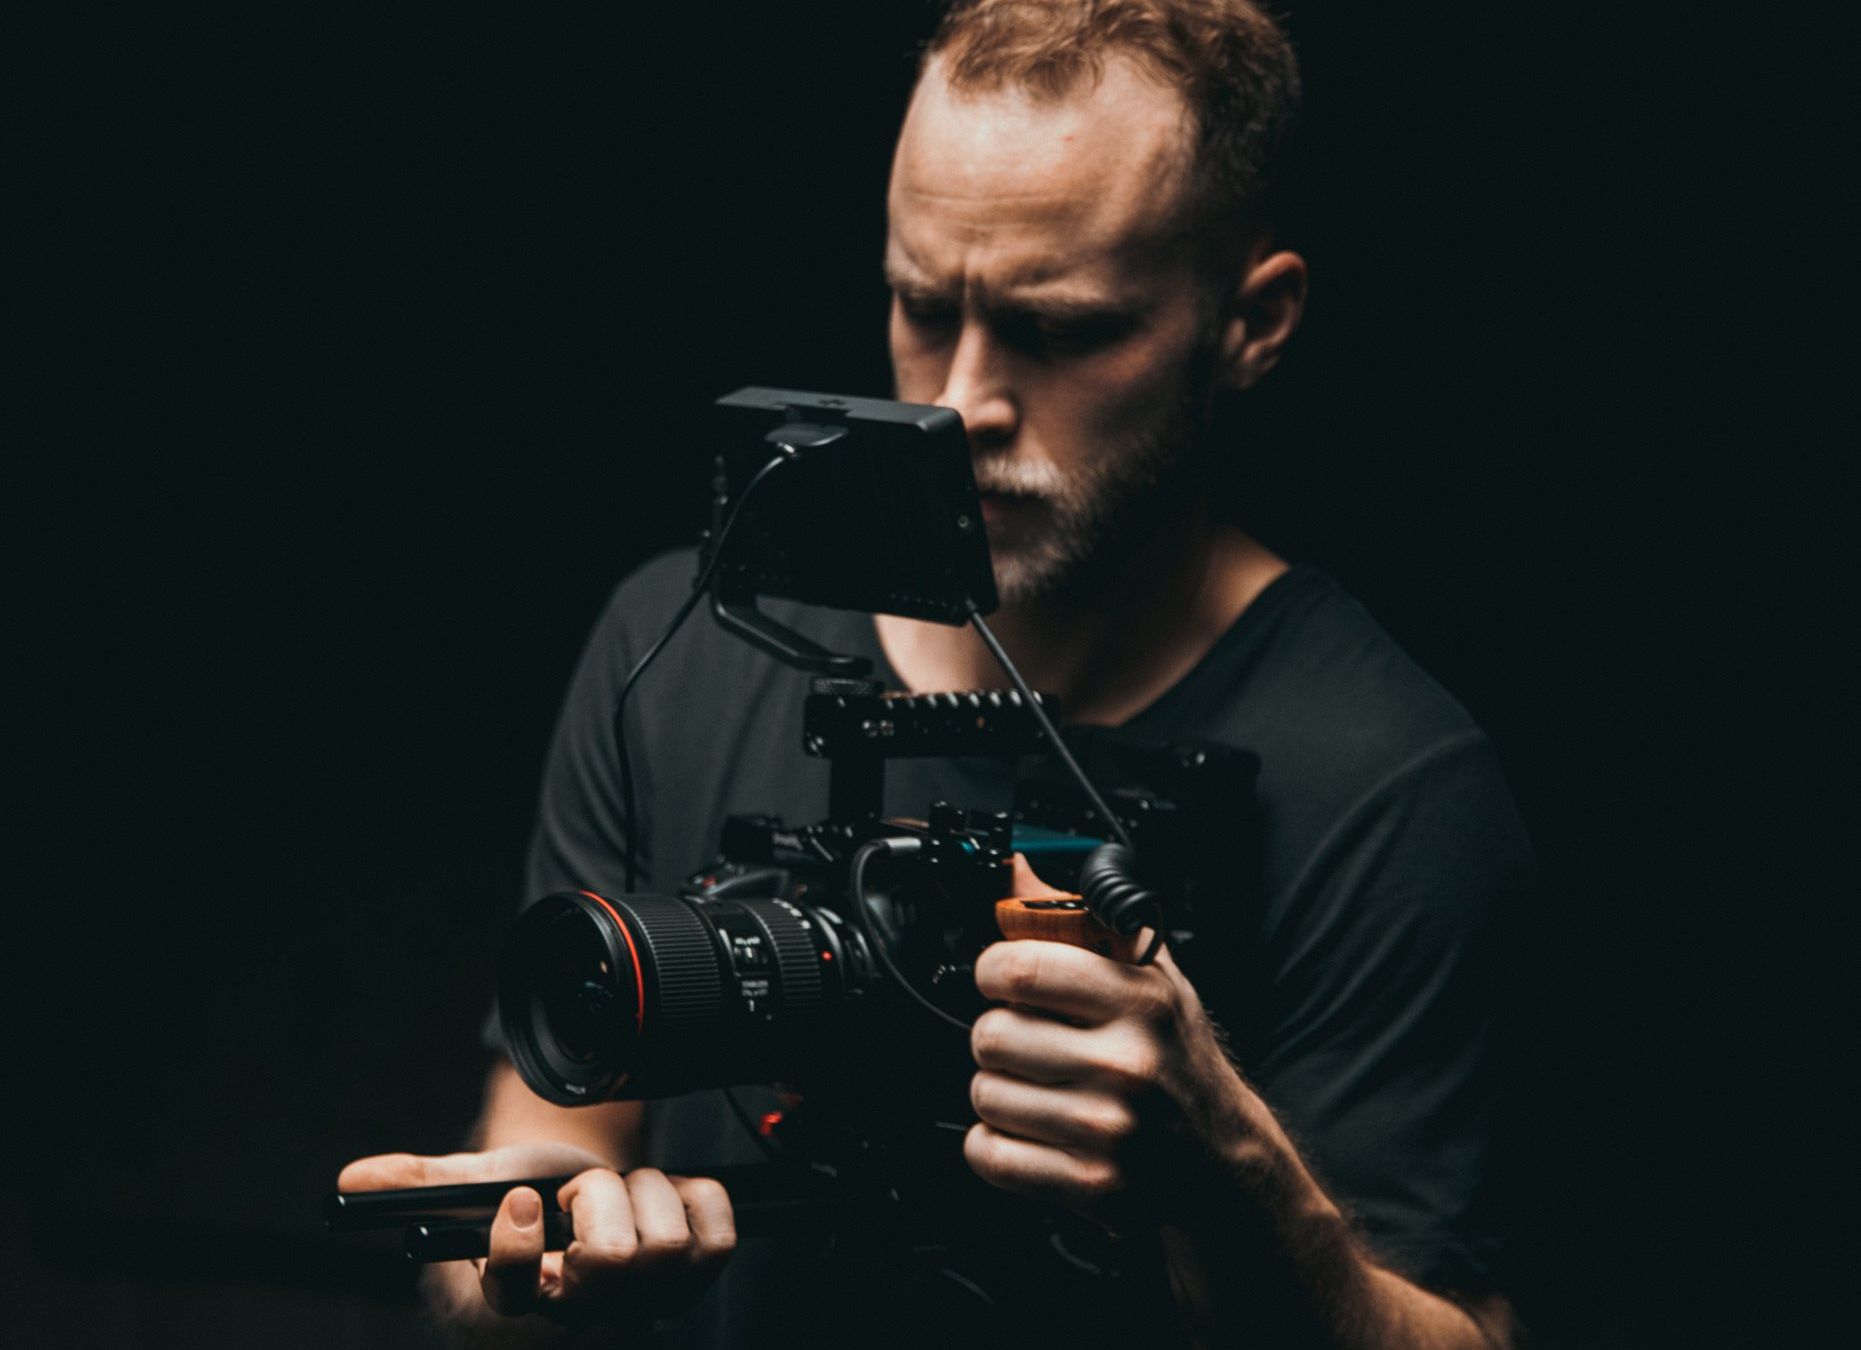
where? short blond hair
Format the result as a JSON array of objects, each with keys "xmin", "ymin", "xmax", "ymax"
[{"xmin": 924, "ymin": 0, "xmax": 1301, "ymax": 256}]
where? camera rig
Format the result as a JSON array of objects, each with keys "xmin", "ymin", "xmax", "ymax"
[
  {"xmin": 492, "ymin": 677, "xmax": 1256, "ymax": 1288},
  {"xmin": 333, "ymin": 390, "xmax": 1259, "ymax": 1311}
]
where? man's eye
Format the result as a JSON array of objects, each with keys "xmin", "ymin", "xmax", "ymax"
[
  {"xmin": 898, "ymin": 299, "xmax": 957, "ymax": 329},
  {"xmin": 1009, "ymin": 315, "xmax": 1128, "ymax": 356},
  {"xmin": 1050, "ymin": 316, "xmax": 1134, "ymax": 349}
]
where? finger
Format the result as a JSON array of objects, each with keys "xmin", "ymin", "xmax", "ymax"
[
  {"xmin": 1007, "ymin": 852, "xmax": 1072, "ymax": 898},
  {"xmin": 481, "ymin": 1186, "xmax": 546, "ymax": 1317},
  {"xmin": 623, "ymin": 1169, "xmax": 693, "ymax": 1267},
  {"xmin": 338, "ymin": 1141, "xmax": 610, "ymax": 1193},
  {"xmin": 337, "ymin": 1150, "xmax": 484, "ymax": 1192},
  {"xmin": 975, "ymin": 939, "xmax": 1172, "ymax": 1026},
  {"xmin": 969, "ymin": 1071, "xmax": 1136, "ymax": 1155},
  {"xmin": 537, "ymin": 1249, "xmax": 565, "ymax": 1294},
  {"xmin": 971, "ymin": 1006, "xmax": 1157, "ymax": 1089},
  {"xmin": 475, "ymin": 1252, "xmax": 552, "ymax": 1290},
  {"xmin": 963, "ymin": 1122, "xmax": 1125, "ymax": 1212},
  {"xmin": 670, "ymin": 1175, "xmax": 737, "ymax": 1262},
  {"xmin": 557, "ymin": 1168, "xmax": 637, "ymax": 1298}
]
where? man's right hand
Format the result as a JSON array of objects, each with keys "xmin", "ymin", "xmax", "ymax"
[{"xmin": 338, "ymin": 1143, "xmax": 737, "ymax": 1330}]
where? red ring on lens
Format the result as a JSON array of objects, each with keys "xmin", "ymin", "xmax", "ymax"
[{"xmin": 579, "ymin": 890, "xmax": 645, "ymax": 1031}]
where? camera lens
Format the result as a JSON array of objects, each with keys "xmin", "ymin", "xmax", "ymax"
[
  {"xmin": 500, "ymin": 889, "xmax": 861, "ymax": 1105},
  {"xmin": 499, "ymin": 892, "xmax": 647, "ymax": 1103},
  {"xmin": 537, "ymin": 909, "xmax": 617, "ymax": 1064}
]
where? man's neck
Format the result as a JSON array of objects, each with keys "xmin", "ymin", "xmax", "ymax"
[{"xmin": 873, "ymin": 513, "xmax": 1288, "ymax": 728}]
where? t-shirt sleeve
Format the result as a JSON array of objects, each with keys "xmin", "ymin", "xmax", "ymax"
[{"xmin": 1245, "ymin": 728, "xmax": 1533, "ymax": 1297}]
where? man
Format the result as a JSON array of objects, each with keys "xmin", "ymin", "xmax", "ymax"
[{"xmin": 342, "ymin": 3, "xmax": 1532, "ymax": 1346}]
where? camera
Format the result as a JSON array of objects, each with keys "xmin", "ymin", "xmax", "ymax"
[{"xmin": 494, "ymin": 387, "xmax": 1260, "ymax": 1205}]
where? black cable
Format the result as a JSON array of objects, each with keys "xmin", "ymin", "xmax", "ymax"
[
  {"xmin": 965, "ymin": 605, "xmax": 1137, "ymax": 856},
  {"xmin": 613, "ymin": 452, "xmax": 792, "ymax": 891},
  {"xmin": 967, "ymin": 605, "xmax": 1168, "ymax": 964},
  {"xmin": 850, "ymin": 839, "xmax": 972, "ymax": 1032}
]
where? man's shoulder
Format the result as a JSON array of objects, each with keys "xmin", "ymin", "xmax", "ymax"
[
  {"xmin": 1191, "ymin": 566, "xmax": 1485, "ymax": 776},
  {"xmin": 1167, "ymin": 566, "xmax": 1519, "ymax": 872},
  {"xmin": 599, "ymin": 547, "xmax": 705, "ymax": 637},
  {"xmin": 598, "ymin": 547, "xmax": 869, "ymax": 652},
  {"xmin": 588, "ymin": 546, "xmax": 873, "ymax": 734},
  {"xmin": 589, "ymin": 546, "xmax": 762, "ymax": 678}
]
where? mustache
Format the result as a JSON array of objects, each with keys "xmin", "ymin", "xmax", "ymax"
[{"xmin": 970, "ymin": 456, "xmax": 1068, "ymax": 500}]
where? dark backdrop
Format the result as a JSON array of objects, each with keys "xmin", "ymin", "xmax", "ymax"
[{"xmin": 20, "ymin": 4, "xmax": 1834, "ymax": 1347}]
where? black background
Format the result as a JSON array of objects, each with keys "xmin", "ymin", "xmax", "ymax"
[{"xmin": 18, "ymin": 3, "xmax": 1837, "ymax": 1347}]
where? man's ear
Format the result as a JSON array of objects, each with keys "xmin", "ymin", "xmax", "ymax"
[{"xmin": 1216, "ymin": 248, "xmax": 1308, "ymax": 391}]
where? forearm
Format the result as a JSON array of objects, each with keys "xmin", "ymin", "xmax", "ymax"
[
  {"xmin": 474, "ymin": 1058, "xmax": 641, "ymax": 1165},
  {"xmin": 959, "ymin": 938, "xmax": 1509, "ymax": 1346},
  {"xmin": 1159, "ymin": 1221, "xmax": 1507, "ymax": 1350},
  {"xmin": 1158, "ymin": 1091, "xmax": 1509, "ymax": 1350}
]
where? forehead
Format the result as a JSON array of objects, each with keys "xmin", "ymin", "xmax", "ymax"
[{"xmin": 887, "ymin": 56, "xmax": 1197, "ymax": 294}]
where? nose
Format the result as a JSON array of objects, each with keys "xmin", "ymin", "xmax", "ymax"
[{"xmin": 935, "ymin": 320, "xmax": 1018, "ymax": 451}]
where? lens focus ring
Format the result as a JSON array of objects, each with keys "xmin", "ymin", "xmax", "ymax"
[
  {"xmin": 756, "ymin": 898, "xmax": 824, "ymax": 1010},
  {"xmin": 610, "ymin": 895, "xmax": 722, "ymax": 1032}
]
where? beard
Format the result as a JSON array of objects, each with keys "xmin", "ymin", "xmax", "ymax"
[{"xmin": 973, "ymin": 365, "xmax": 1216, "ymax": 607}]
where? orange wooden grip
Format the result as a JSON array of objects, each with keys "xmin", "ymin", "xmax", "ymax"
[
  {"xmin": 995, "ymin": 854, "xmax": 1142, "ymax": 963},
  {"xmin": 994, "ymin": 896, "xmax": 1142, "ymax": 964}
]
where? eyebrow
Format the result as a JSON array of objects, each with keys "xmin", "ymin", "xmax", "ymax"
[{"xmin": 884, "ymin": 261, "xmax": 1143, "ymax": 322}]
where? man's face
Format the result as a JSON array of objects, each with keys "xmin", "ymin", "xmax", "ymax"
[{"xmin": 887, "ymin": 57, "xmax": 1221, "ymax": 604}]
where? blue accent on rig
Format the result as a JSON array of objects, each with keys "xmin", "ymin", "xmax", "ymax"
[{"xmin": 1010, "ymin": 824, "xmax": 1105, "ymax": 855}]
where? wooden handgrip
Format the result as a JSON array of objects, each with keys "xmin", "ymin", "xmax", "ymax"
[
  {"xmin": 995, "ymin": 853, "xmax": 1143, "ymax": 963},
  {"xmin": 995, "ymin": 896, "xmax": 1142, "ymax": 963}
]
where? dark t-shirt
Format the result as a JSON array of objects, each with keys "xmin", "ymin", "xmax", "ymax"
[{"xmin": 494, "ymin": 549, "xmax": 1534, "ymax": 1345}]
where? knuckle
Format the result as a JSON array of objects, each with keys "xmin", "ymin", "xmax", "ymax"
[
  {"xmin": 1000, "ymin": 944, "xmax": 1046, "ymax": 1001},
  {"xmin": 622, "ymin": 1168, "xmax": 669, "ymax": 1201},
  {"xmin": 1090, "ymin": 1099, "xmax": 1138, "ymax": 1146},
  {"xmin": 1093, "ymin": 1039, "xmax": 1161, "ymax": 1089},
  {"xmin": 1134, "ymin": 977, "xmax": 1175, "ymax": 1027},
  {"xmin": 562, "ymin": 1165, "xmax": 618, "ymax": 1202},
  {"xmin": 970, "ymin": 1010, "xmax": 1011, "ymax": 1066},
  {"xmin": 387, "ymin": 1152, "xmax": 433, "ymax": 1181},
  {"xmin": 679, "ymin": 1176, "xmax": 727, "ymax": 1207},
  {"xmin": 969, "ymin": 1072, "xmax": 1000, "ymax": 1120},
  {"xmin": 636, "ymin": 1234, "xmax": 687, "ymax": 1263},
  {"xmin": 962, "ymin": 1123, "xmax": 999, "ymax": 1175},
  {"xmin": 1077, "ymin": 1161, "xmax": 1126, "ymax": 1204},
  {"xmin": 569, "ymin": 1235, "xmax": 639, "ymax": 1269}
]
